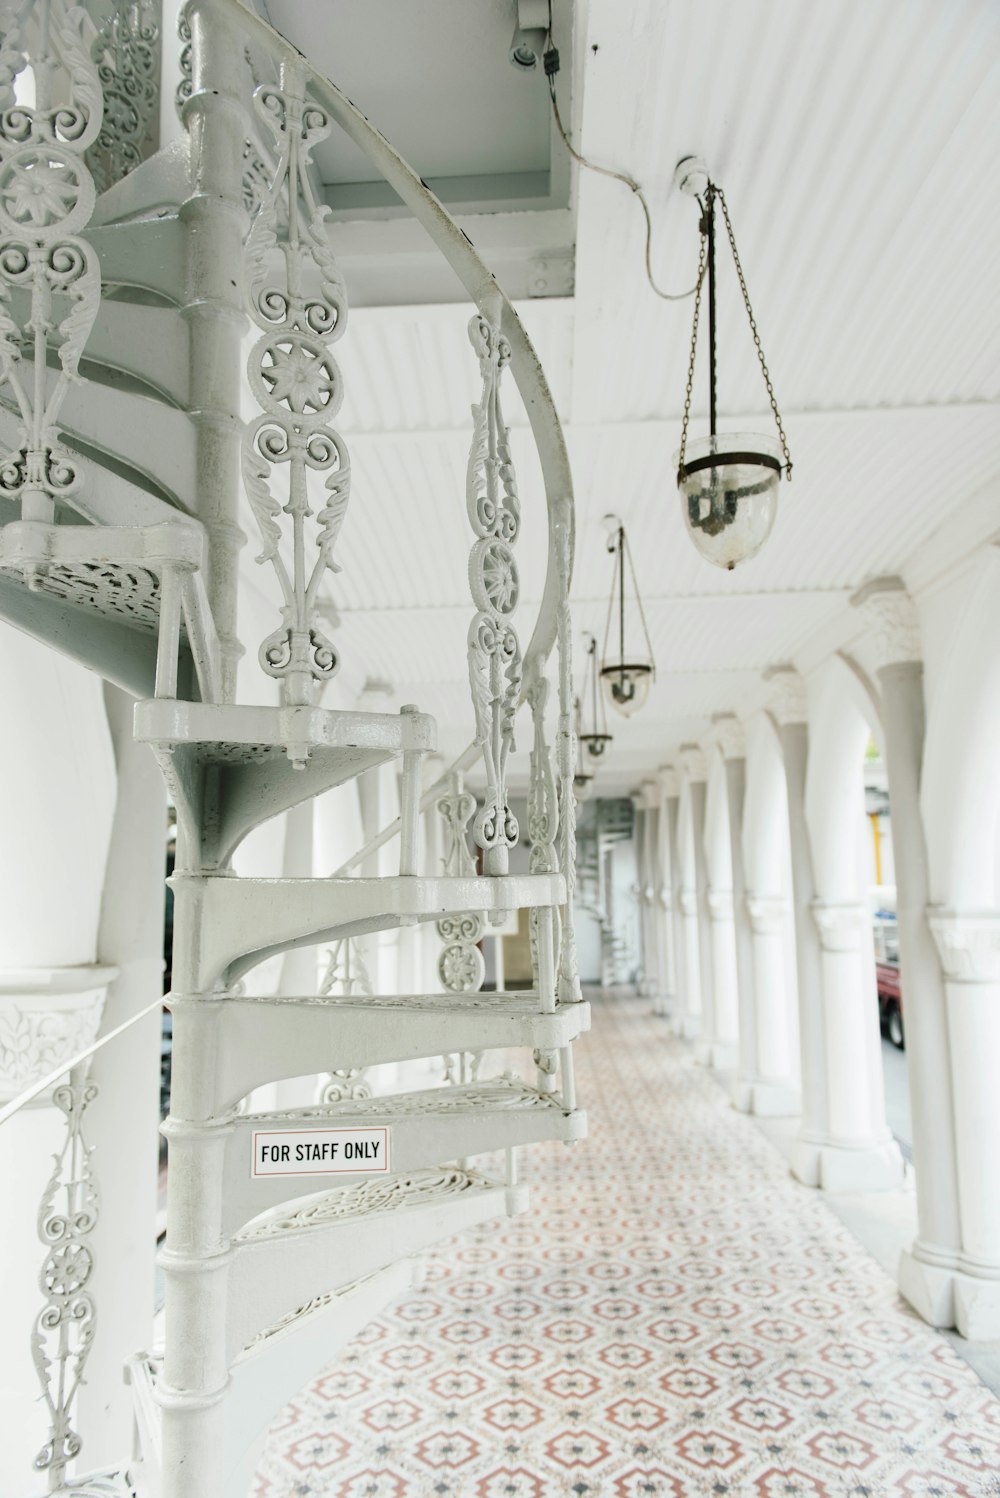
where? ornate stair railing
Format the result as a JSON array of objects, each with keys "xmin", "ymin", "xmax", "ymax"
[{"xmin": 0, "ymin": 3, "xmax": 585, "ymax": 1495}]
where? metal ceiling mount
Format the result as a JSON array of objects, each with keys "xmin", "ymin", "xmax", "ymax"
[
  {"xmin": 674, "ymin": 154, "xmax": 710, "ymax": 199},
  {"xmin": 510, "ymin": 0, "xmax": 550, "ymax": 70}
]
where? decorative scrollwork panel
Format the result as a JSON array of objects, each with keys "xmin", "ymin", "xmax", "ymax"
[
  {"xmin": 31, "ymin": 1073, "xmax": 99, "ymax": 1487},
  {"xmin": 86, "ymin": 0, "xmax": 160, "ymax": 195},
  {"xmin": 242, "ymin": 61, "xmax": 350, "ymax": 704},
  {"xmin": 0, "ymin": 0, "xmax": 102, "ymax": 527},
  {"xmin": 466, "ymin": 314, "xmax": 522, "ymax": 875}
]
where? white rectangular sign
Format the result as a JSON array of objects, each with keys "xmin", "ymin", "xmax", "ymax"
[{"xmin": 252, "ymin": 1126, "xmax": 390, "ymax": 1177}]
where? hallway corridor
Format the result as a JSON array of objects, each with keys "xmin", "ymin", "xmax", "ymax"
[{"xmin": 254, "ymin": 991, "xmax": 1000, "ymax": 1497}]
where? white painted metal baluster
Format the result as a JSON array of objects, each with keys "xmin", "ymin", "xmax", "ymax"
[
  {"xmin": 554, "ymin": 514, "xmax": 582, "ymax": 1001},
  {"xmin": 465, "ymin": 302, "xmax": 522, "ymax": 876},
  {"xmin": 398, "ymin": 704, "xmax": 422, "ymax": 876},
  {"xmin": 154, "ymin": 563, "xmax": 183, "ymax": 698}
]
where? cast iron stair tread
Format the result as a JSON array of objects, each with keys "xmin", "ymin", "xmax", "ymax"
[
  {"xmin": 178, "ymin": 873, "xmax": 567, "ymax": 990},
  {"xmin": 252, "ymin": 987, "xmax": 555, "ymax": 1010},
  {"xmin": 220, "ymin": 1168, "xmax": 527, "ymax": 1356},
  {"xmin": 217, "ymin": 1080, "xmax": 585, "ymax": 1235},
  {"xmin": 243, "ymin": 1077, "xmax": 577, "ymax": 1122},
  {"xmin": 136, "ymin": 700, "xmax": 436, "ymax": 867},
  {"xmin": 184, "ymin": 993, "xmax": 591, "ymax": 1114}
]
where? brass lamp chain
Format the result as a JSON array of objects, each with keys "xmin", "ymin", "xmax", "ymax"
[{"xmin": 677, "ymin": 184, "xmax": 793, "ymax": 480}]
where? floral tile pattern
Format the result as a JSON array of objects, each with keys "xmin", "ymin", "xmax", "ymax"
[{"xmin": 254, "ymin": 990, "xmax": 1000, "ymax": 1497}]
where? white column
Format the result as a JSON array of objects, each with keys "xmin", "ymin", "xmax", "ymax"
[
  {"xmin": 673, "ymin": 756, "xmax": 703, "ymax": 1040},
  {"xmin": 0, "ymin": 629, "xmax": 118, "ymax": 1494},
  {"xmin": 631, "ymin": 796, "xmax": 650, "ymax": 995},
  {"xmin": 663, "ymin": 777, "xmax": 685, "ymax": 1021},
  {"xmin": 851, "ymin": 578, "xmax": 963, "ymax": 1325},
  {"xmin": 679, "ymin": 746, "xmax": 712, "ymax": 1056},
  {"xmin": 655, "ymin": 770, "xmax": 679, "ymax": 1018},
  {"xmin": 706, "ymin": 890, "xmax": 739, "ymax": 1070},
  {"xmin": 639, "ymin": 780, "xmax": 663, "ymax": 1004},
  {"xmin": 712, "ymin": 718, "xmax": 756, "ymax": 1101},
  {"xmin": 810, "ymin": 899, "xmax": 902, "ymax": 1189},
  {"xmin": 76, "ymin": 686, "xmax": 164, "ymax": 1472},
  {"xmin": 928, "ymin": 913, "xmax": 1000, "ymax": 1338},
  {"xmin": 746, "ymin": 895, "xmax": 800, "ymax": 1114},
  {"xmin": 766, "ymin": 669, "xmax": 828, "ymax": 1186}
]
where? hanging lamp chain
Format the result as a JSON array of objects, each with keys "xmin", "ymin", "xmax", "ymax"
[
  {"xmin": 677, "ymin": 219, "xmax": 708, "ymax": 476},
  {"xmin": 715, "ymin": 186, "xmax": 793, "ymax": 478},
  {"xmin": 678, "ymin": 185, "xmax": 793, "ymax": 481}
]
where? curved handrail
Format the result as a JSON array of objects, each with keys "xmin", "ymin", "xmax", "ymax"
[{"xmin": 213, "ymin": 0, "xmax": 574, "ymax": 679}]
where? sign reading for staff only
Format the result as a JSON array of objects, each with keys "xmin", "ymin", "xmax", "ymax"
[{"xmin": 251, "ymin": 1126, "xmax": 390, "ymax": 1177}]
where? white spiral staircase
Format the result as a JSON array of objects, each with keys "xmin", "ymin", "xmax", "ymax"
[{"xmin": 0, "ymin": 3, "xmax": 585, "ymax": 1494}]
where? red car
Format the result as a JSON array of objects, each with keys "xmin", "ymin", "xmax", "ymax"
[{"xmin": 873, "ymin": 914, "xmax": 904, "ymax": 1049}]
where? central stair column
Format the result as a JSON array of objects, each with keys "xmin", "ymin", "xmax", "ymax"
[{"xmin": 181, "ymin": 0, "xmax": 249, "ymax": 700}]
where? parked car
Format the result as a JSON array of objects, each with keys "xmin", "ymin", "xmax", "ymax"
[{"xmin": 873, "ymin": 911, "xmax": 904, "ymax": 1049}]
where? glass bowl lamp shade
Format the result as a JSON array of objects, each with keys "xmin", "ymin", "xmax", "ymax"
[
  {"xmin": 579, "ymin": 729, "xmax": 613, "ymax": 759},
  {"xmin": 573, "ymin": 769, "xmax": 595, "ymax": 802},
  {"xmin": 600, "ymin": 661, "xmax": 654, "ymax": 719},
  {"xmin": 676, "ymin": 432, "xmax": 782, "ymax": 571}
]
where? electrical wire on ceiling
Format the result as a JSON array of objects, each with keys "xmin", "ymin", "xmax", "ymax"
[{"xmin": 541, "ymin": 21, "xmax": 702, "ymax": 302}]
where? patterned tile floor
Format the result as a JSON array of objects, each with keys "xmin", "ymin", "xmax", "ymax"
[{"xmin": 254, "ymin": 988, "xmax": 1000, "ymax": 1497}]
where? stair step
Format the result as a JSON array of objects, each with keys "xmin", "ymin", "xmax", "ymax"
[
  {"xmin": 173, "ymin": 873, "xmax": 566, "ymax": 991},
  {"xmin": 85, "ymin": 216, "xmax": 185, "ymax": 306},
  {"xmin": 222, "ymin": 1167, "xmax": 526, "ymax": 1357},
  {"xmin": 210, "ymin": 1077, "xmax": 585, "ymax": 1236},
  {"xmin": 179, "ymin": 991, "xmax": 590, "ymax": 1113},
  {"xmin": 136, "ymin": 700, "xmax": 436, "ymax": 867},
  {"xmin": 1, "ymin": 364, "xmax": 197, "ymax": 513}
]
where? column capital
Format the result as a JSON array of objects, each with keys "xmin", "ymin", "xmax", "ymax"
[
  {"xmin": 928, "ymin": 910, "xmax": 1000, "ymax": 981},
  {"xmin": 763, "ymin": 665, "xmax": 809, "ymax": 725},
  {"xmin": 850, "ymin": 575, "xmax": 922, "ymax": 670},
  {"xmin": 639, "ymin": 778, "xmax": 660, "ymax": 810},
  {"xmin": 678, "ymin": 742, "xmax": 707, "ymax": 781},
  {"xmin": 0, "ymin": 965, "xmax": 117, "ymax": 1104},
  {"xmin": 679, "ymin": 890, "xmax": 699, "ymax": 917},
  {"xmin": 707, "ymin": 889, "xmax": 734, "ymax": 922},
  {"xmin": 711, "ymin": 712, "xmax": 746, "ymax": 760},
  {"xmin": 657, "ymin": 765, "xmax": 680, "ymax": 798},
  {"xmin": 746, "ymin": 893, "xmax": 787, "ymax": 934},
  {"xmin": 811, "ymin": 899, "xmax": 868, "ymax": 952}
]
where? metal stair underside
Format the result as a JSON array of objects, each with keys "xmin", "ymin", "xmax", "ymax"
[
  {"xmin": 180, "ymin": 991, "xmax": 591, "ymax": 1113},
  {"xmin": 171, "ymin": 872, "xmax": 566, "ymax": 990},
  {"xmin": 135, "ymin": 699, "xmax": 436, "ymax": 866},
  {"xmin": 189, "ymin": 1077, "xmax": 587, "ymax": 1237}
]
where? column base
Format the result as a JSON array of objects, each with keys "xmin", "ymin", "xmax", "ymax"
[
  {"xmin": 731, "ymin": 1076, "xmax": 801, "ymax": 1116},
  {"xmin": 650, "ymin": 992, "xmax": 675, "ymax": 1019},
  {"xmin": 750, "ymin": 1079, "xmax": 801, "ymax": 1117},
  {"xmin": 900, "ymin": 1247, "xmax": 1000, "ymax": 1339},
  {"xmin": 673, "ymin": 1012, "xmax": 702, "ymax": 1041},
  {"xmin": 709, "ymin": 1040, "xmax": 738, "ymax": 1072},
  {"xmin": 791, "ymin": 1133, "xmax": 905, "ymax": 1193}
]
